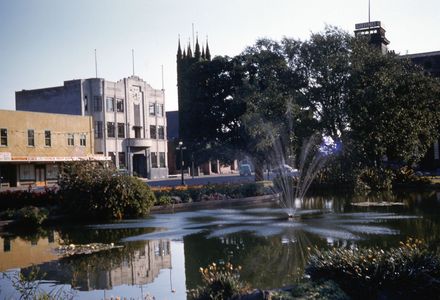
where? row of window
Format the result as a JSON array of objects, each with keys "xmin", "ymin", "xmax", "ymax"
[
  {"xmin": 0, "ymin": 128, "xmax": 86, "ymax": 147},
  {"xmin": 108, "ymin": 151, "xmax": 166, "ymax": 168},
  {"xmin": 149, "ymin": 103, "xmax": 164, "ymax": 117},
  {"xmin": 151, "ymin": 152, "xmax": 166, "ymax": 168},
  {"xmin": 94, "ymin": 122, "xmax": 165, "ymax": 140},
  {"xmin": 84, "ymin": 95, "xmax": 164, "ymax": 117}
]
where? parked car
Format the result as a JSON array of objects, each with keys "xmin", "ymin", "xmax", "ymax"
[
  {"xmin": 272, "ymin": 164, "xmax": 299, "ymax": 176},
  {"xmin": 239, "ymin": 164, "xmax": 252, "ymax": 176}
]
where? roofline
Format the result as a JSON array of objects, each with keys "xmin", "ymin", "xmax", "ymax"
[{"xmin": 402, "ymin": 50, "xmax": 440, "ymax": 59}]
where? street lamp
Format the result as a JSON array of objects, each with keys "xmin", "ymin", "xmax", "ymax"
[{"xmin": 176, "ymin": 141, "xmax": 186, "ymax": 185}]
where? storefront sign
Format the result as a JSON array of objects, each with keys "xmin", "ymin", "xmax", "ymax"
[{"xmin": 0, "ymin": 152, "xmax": 12, "ymax": 161}]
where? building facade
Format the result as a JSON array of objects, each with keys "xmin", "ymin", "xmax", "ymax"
[
  {"xmin": 0, "ymin": 110, "xmax": 102, "ymax": 187},
  {"xmin": 403, "ymin": 51, "xmax": 440, "ymax": 170},
  {"xmin": 16, "ymin": 76, "xmax": 168, "ymax": 179}
]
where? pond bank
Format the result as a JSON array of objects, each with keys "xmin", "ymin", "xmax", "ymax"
[{"xmin": 151, "ymin": 194, "xmax": 279, "ymax": 213}]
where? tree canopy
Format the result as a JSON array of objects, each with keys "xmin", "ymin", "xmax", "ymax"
[{"xmin": 179, "ymin": 26, "xmax": 440, "ymax": 180}]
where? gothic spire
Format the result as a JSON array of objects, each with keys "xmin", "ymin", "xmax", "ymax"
[
  {"xmin": 201, "ymin": 46, "xmax": 205, "ymax": 60},
  {"xmin": 187, "ymin": 39, "xmax": 192, "ymax": 58},
  {"xmin": 194, "ymin": 34, "xmax": 201, "ymax": 60},
  {"xmin": 205, "ymin": 36, "xmax": 211, "ymax": 60},
  {"xmin": 177, "ymin": 35, "xmax": 182, "ymax": 60}
]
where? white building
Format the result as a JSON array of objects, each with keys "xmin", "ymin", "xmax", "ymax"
[{"xmin": 16, "ymin": 76, "xmax": 168, "ymax": 179}]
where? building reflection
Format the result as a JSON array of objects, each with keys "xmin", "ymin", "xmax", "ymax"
[
  {"xmin": 21, "ymin": 239, "xmax": 171, "ymax": 291},
  {"xmin": 0, "ymin": 231, "xmax": 61, "ymax": 272}
]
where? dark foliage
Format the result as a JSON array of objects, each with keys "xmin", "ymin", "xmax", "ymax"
[{"xmin": 58, "ymin": 162, "xmax": 155, "ymax": 220}]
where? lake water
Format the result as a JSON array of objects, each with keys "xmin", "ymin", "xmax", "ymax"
[{"xmin": 1, "ymin": 191, "xmax": 440, "ymax": 299}]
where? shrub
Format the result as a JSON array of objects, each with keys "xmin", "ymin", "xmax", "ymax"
[
  {"xmin": 15, "ymin": 206, "xmax": 49, "ymax": 226},
  {"xmin": 189, "ymin": 262, "xmax": 249, "ymax": 300},
  {"xmin": 273, "ymin": 280, "xmax": 349, "ymax": 300},
  {"xmin": 156, "ymin": 194, "xmax": 172, "ymax": 206},
  {"xmin": 58, "ymin": 162, "xmax": 156, "ymax": 220},
  {"xmin": 393, "ymin": 166, "xmax": 430, "ymax": 186},
  {"xmin": 306, "ymin": 238, "xmax": 440, "ymax": 299},
  {"xmin": 0, "ymin": 187, "xmax": 59, "ymax": 211},
  {"xmin": 354, "ymin": 167, "xmax": 394, "ymax": 193}
]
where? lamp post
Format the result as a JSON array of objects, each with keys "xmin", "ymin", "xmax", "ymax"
[{"xmin": 176, "ymin": 141, "xmax": 186, "ymax": 185}]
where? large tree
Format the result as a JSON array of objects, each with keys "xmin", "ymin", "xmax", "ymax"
[
  {"xmin": 234, "ymin": 39, "xmax": 308, "ymax": 180},
  {"xmin": 347, "ymin": 40, "xmax": 440, "ymax": 167}
]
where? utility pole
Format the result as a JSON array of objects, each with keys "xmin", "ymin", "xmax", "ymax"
[{"xmin": 176, "ymin": 141, "xmax": 186, "ymax": 185}]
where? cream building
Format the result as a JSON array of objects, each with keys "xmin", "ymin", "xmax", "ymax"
[
  {"xmin": 16, "ymin": 76, "xmax": 168, "ymax": 179},
  {"xmin": 0, "ymin": 110, "xmax": 105, "ymax": 187}
]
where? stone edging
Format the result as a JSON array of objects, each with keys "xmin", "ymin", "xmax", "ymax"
[{"xmin": 151, "ymin": 194, "xmax": 279, "ymax": 213}]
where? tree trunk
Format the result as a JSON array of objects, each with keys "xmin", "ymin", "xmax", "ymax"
[{"xmin": 254, "ymin": 162, "xmax": 264, "ymax": 181}]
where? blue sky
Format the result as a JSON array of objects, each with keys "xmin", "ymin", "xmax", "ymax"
[{"xmin": 0, "ymin": 0, "xmax": 439, "ymax": 112}]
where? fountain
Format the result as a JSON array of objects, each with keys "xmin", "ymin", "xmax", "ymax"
[{"xmin": 271, "ymin": 134, "xmax": 332, "ymax": 219}]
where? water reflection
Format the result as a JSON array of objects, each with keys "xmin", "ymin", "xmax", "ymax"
[
  {"xmin": 0, "ymin": 191, "xmax": 440, "ymax": 297},
  {"xmin": 0, "ymin": 231, "xmax": 61, "ymax": 272},
  {"xmin": 21, "ymin": 239, "xmax": 171, "ymax": 291}
]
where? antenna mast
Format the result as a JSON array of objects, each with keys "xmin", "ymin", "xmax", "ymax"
[
  {"xmin": 132, "ymin": 49, "xmax": 135, "ymax": 76},
  {"xmin": 94, "ymin": 49, "xmax": 98, "ymax": 78},
  {"xmin": 161, "ymin": 65, "xmax": 165, "ymax": 91},
  {"xmin": 368, "ymin": 0, "xmax": 371, "ymax": 23},
  {"xmin": 192, "ymin": 23, "xmax": 195, "ymax": 50}
]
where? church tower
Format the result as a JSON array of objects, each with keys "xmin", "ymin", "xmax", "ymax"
[{"xmin": 176, "ymin": 35, "xmax": 212, "ymax": 142}]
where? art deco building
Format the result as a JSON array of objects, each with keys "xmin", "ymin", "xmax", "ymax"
[{"xmin": 16, "ymin": 76, "xmax": 168, "ymax": 179}]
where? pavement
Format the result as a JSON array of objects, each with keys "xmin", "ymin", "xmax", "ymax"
[{"xmin": 146, "ymin": 173, "xmax": 256, "ymax": 187}]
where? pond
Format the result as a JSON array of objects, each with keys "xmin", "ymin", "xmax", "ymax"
[{"xmin": 1, "ymin": 191, "xmax": 440, "ymax": 299}]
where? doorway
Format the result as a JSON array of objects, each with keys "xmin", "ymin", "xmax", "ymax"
[
  {"xmin": 133, "ymin": 154, "xmax": 147, "ymax": 177},
  {"xmin": 35, "ymin": 165, "xmax": 46, "ymax": 186}
]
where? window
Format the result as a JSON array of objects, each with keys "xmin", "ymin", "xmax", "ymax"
[
  {"xmin": 158, "ymin": 126, "xmax": 165, "ymax": 139},
  {"xmin": 150, "ymin": 125, "xmax": 157, "ymax": 139},
  {"xmin": 80, "ymin": 134, "xmax": 86, "ymax": 146},
  {"xmin": 0, "ymin": 128, "xmax": 7, "ymax": 146},
  {"xmin": 117, "ymin": 123, "xmax": 125, "ymax": 138},
  {"xmin": 151, "ymin": 152, "xmax": 158, "ymax": 168},
  {"xmin": 46, "ymin": 164, "xmax": 59, "ymax": 179},
  {"xmin": 159, "ymin": 152, "xmax": 166, "ymax": 168},
  {"xmin": 67, "ymin": 133, "xmax": 74, "ymax": 146},
  {"xmin": 116, "ymin": 99, "xmax": 124, "ymax": 112},
  {"xmin": 133, "ymin": 126, "xmax": 141, "ymax": 138},
  {"xmin": 93, "ymin": 96, "xmax": 102, "ymax": 112},
  {"xmin": 106, "ymin": 97, "xmax": 115, "ymax": 112},
  {"xmin": 149, "ymin": 103, "xmax": 155, "ymax": 115},
  {"xmin": 19, "ymin": 164, "xmax": 35, "ymax": 180},
  {"xmin": 107, "ymin": 122, "xmax": 115, "ymax": 138},
  {"xmin": 45, "ymin": 130, "xmax": 51, "ymax": 147},
  {"xmin": 27, "ymin": 129, "xmax": 35, "ymax": 147},
  {"xmin": 156, "ymin": 104, "xmax": 164, "ymax": 117},
  {"xmin": 118, "ymin": 152, "xmax": 126, "ymax": 169},
  {"xmin": 84, "ymin": 96, "xmax": 88, "ymax": 112},
  {"xmin": 108, "ymin": 152, "xmax": 116, "ymax": 165},
  {"xmin": 94, "ymin": 121, "xmax": 103, "ymax": 138}
]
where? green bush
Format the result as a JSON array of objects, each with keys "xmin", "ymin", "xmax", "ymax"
[
  {"xmin": 393, "ymin": 166, "xmax": 430, "ymax": 186},
  {"xmin": 58, "ymin": 162, "xmax": 156, "ymax": 220},
  {"xmin": 15, "ymin": 206, "xmax": 49, "ymax": 226},
  {"xmin": 189, "ymin": 262, "xmax": 249, "ymax": 300},
  {"xmin": 306, "ymin": 238, "xmax": 440, "ymax": 299},
  {"xmin": 157, "ymin": 194, "xmax": 172, "ymax": 206},
  {"xmin": 354, "ymin": 167, "xmax": 394, "ymax": 193},
  {"xmin": 271, "ymin": 280, "xmax": 349, "ymax": 300},
  {"xmin": 0, "ymin": 187, "xmax": 59, "ymax": 211}
]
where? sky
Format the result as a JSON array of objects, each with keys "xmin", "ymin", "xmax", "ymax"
[{"xmin": 0, "ymin": 0, "xmax": 439, "ymax": 112}]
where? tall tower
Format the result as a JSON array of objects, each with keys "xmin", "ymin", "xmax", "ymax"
[
  {"xmin": 176, "ymin": 36, "xmax": 211, "ymax": 142},
  {"xmin": 354, "ymin": 21, "xmax": 390, "ymax": 54}
]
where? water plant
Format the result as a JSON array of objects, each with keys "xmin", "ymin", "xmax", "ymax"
[
  {"xmin": 306, "ymin": 238, "xmax": 440, "ymax": 299},
  {"xmin": 189, "ymin": 262, "xmax": 249, "ymax": 300}
]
